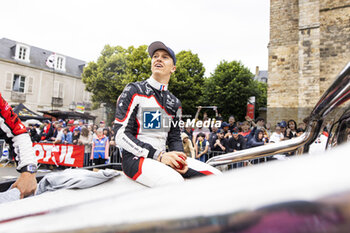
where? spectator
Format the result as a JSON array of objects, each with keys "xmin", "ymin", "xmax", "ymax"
[
  {"xmin": 195, "ymin": 132, "xmax": 209, "ymax": 162},
  {"xmin": 278, "ymin": 121, "xmax": 287, "ymax": 138},
  {"xmin": 99, "ymin": 121, "xmax": 105, "ymax": 129},
  {"xmin": 192, "ymin": 106, "xmax": 210, "ymax": 144},
  {"xmin": 244, "ymin": 117, "xmax": 264, "ymax": 146},
  {"xmin": 212, "ymin": 106, "xmax": 221, "ymax": 121},
  {"xmin": 212, "ymin": 129, "xmax": 228, "ymax": 153},
  {"xmin": 109, "ymin": 127, "xmax": 116, "ymax": 146},
  {"xmin": 221, "ymin": 122, "xmax": 231, "ymax": 139},
  {"xmin": 34, "ymin": 123, "xmax": 41, "ymax": 135},
  {"xmin": 265, "ymin": 122, "xmax": 272, "ymax": 138},
  {"xmin": 91, "ymin": 128, "xmax": 109, "ymax": 165},
  {"xmin": 103, "ymin": 128, "xmax": 111, "ymax": 141},
  {"xmin": 285, "ymin": 120, "xmax": 297, "ymax": 139},
  {"xmin": 72, "ymin": 128, "xmax": 80, "ymax": 145},
  {"xmin": 227, "ymin": 128, "xmax": 246, "ymax": 152},
  {"xmin": 49, "ymin": 121, "xmax": 59, "ymax": 142},
  {"xmin": 208, "ymin": 125, "xmax": 218, "ymax": 149},
  {"xmin": 40, "ymin": 120, "xmax": 53, "ymax": 141},
  {"xmin": 249, "ymin": 129, "xmax": 266, "ymax": 148},
  {"xmin": 53, "ymin": 123, "xmax": 64, "ymax": 144},
  {"xmin": 183, "ymin": 126, "xmax": 193, "ymax": 145},
  {"xmin": 68, "ymin": 120, "xmax": 75, "ymax": 132},
  {"xmin": 270, "ymin": 125, "xmax": 284, "ymax": 143},
  {"xmin": 78, "ymin": 120, "xmax": 84, "ymax": 130},
  {"xmin": 298, "ymin": 122, "xmax": 306, "ymax": 131},
  {"xmin": 239, "ymin": 121, "xmax": 252, "ymax": 139},
  {"xmin": 228, "ymin": 116, "xmax": 237, "ymax": 132},
  {"xmin": 87, "ymin": 124, "xmax": 94, "ymax": 134},
  {"xmin": 62, "ymin": 128, "xmax": 73, "ymax": 144},
  {"xmin": 58, "ymin": 119, "xmax": 66, "ymax": 128},
  {"xmin": 28, "ymin": 124, "xmax": 40, "ymax": 142},
  {"xmin": 181, "ymin": 133, "xmax": 195, "ymax": 159},
  {"xmin": 78, "ymin": 127, "xmax": 93, "ymax": 166},
  {"xmin": 192, "ymin": 120, "xmax": 210, "ymax": 146},
  {"xmin": 296, "ymin": 128, "xmax": 305, "ymax": 137},
  {"xmin": 72, "ymin": 120, "xmax": 79, "ymax": 132},
  {"xmin": 92, "ymin": 124, "xmax": 98, "ymax": 139}
]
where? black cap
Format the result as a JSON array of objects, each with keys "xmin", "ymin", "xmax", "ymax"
[{"xmin": 148, "ymin": 41, "xmax": 176, "ymax": 65}]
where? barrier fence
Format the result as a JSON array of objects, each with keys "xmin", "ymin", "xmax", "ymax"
[{"xmin": 2, "ymin": 141, "xmax": 273, "ymax": 170}]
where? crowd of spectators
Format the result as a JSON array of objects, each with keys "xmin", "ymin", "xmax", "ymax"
[
  {"xmin": 27, "ymin": 120, "xmax": 116, "ymax": 166},
  {"xmin": 180, "ymin": 107, "xmax": 308, "ymax": 164},
  {"xmin": 25, "ymin": 107, "xmax": 309, "ymax": 168}
]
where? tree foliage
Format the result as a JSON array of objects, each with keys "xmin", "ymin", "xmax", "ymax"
[
  {"xmin": 201, "ymin": 60, "xmax": 266, "ymax": 121},
  {"xmin": 169, "ymin": 50, "xmax": 205, "ymax": 118},
  {"xmin": 83, "ymin": 44, "xmax": 267, "ymax": 124},
  {"xmin": 82, "ymin": 45, "xmax": 151, "ymax": 123}
]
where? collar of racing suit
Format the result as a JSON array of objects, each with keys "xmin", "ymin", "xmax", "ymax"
[{"xmin": 147, "ymin": 76, "xmax": 168, "ymax": 91}]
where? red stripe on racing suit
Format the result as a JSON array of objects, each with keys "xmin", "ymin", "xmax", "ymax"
[{"xmin": 113, "ymin": 78, "xmax": 183, "ymax": 161}]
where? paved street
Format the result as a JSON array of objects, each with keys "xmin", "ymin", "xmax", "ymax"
[
  {"xmin": 0, "ymin": 162, "xmax": 52, "ymax": 183},
  {"xmin": 0, "ymin": 165, "xmax": 19, "ymax": 182}
]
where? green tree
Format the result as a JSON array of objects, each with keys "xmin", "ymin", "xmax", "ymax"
[
  {"xmin": 169, "ymin": 50, "xmax": 206, "ymax": 118},
  {"xmin": 252, "ymin": 81, "xmax": 267, "ymax": 118},
  {"xmin": 82, "ymin": 45, "xmax": 151, "ymax": 124},
  {"xmin": 201, "ymin": 60, "xmax": 266, "ymax": 121}
]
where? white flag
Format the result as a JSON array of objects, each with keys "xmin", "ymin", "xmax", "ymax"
[{"xmin": 46, "ymin": 53, "xmax": 56, "ymax": 68}]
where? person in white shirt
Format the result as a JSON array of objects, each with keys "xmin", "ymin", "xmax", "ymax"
[
  {"xmin": 54, "ymin": 123, "xmax": 64, "ymax": 144},
  {"xmin": 270, "ymin": 126, "xmax": 284, "ymax": 143}
]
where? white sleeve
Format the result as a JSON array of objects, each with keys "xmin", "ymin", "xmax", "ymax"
[{"xmin": 13, "ymin": 133, "xmax": 38, "ymax": 169}]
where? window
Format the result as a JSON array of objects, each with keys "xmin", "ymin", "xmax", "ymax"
[
  {"xmin": 19, "ymin": 47, "xmax": 26, "ymax": 60},
  {"xmin": 15, "ymin": 44, "xmax": 30, "ymax": 62},
  {"xmin": 13, "ymin": 74, "xmax": 26, "ymax": 93},
  {"xmin": 5, "ymin": 72, "xmax": 13, "ymax": 90},
  {"xmin": 53, "ymin": 81, "xmax": 64, "ymax": 98},
  {"xmin": 55, "ymin": 56, "xmax": 65, "ymax": 71},
  {"xmin": 83, "ymin": 90, "xmax": 91, "ymax": 102}
]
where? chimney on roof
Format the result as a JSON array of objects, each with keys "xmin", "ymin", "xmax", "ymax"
[{"xmin": 255, "ymin": 66, "xmax": 259, "ymax": 77}]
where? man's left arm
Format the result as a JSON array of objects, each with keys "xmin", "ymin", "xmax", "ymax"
[{"xmin": 0, "ymin": 93, "xmax": 37, "ymax": 198}]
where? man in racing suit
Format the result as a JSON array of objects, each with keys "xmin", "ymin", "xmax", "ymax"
[
  {"xmin": 114, "ymin": 41, "xmax": 221, "ymax": 187},
  {"xmin": 0, "ymin": 92, "xmax": 37, "ymax": 198}
]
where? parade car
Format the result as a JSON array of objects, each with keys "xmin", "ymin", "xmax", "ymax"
[{"xmin": 0, "ymin": 62, "xmax": 349, "ymax": 233}]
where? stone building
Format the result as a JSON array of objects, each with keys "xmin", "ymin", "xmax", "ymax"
[
  {"xmin": 268, "ymin": 0, "xmax": 350, "ymax": 126},
  {"xmin": 0, "ymin": 38, "xmax": 105, "ymax": 123}
]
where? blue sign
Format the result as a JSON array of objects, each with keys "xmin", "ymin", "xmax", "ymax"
[{"xmin": 143, "ymin": 110, "xmax": 161, "ymax": 129}]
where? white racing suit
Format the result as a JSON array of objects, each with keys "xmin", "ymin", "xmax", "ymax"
[{"xmin": 114, "ymin": 77, "xmax": 221, "ymax": 187}]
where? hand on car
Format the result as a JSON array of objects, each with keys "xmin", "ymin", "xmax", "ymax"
[
  {"xmin": 160, "ymin": 151, "xmax": 188, "ymax": 174},
  {"xmin": 12, "ymin": 172, "xmax": 37, "ymax": 199}
]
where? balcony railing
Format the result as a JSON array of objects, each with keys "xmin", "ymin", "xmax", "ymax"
[
  {"xmin": 11, "ymin": 91, "xmax": 26, "ymax": 103},
  {"xmin": 51, "ymin": 97, "xmax": 63, "ymax": 107}
]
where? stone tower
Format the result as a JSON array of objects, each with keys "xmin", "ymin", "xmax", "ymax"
[{"xmin": 268, "ymin": 0, "xmax": 350, "ymax": 126}]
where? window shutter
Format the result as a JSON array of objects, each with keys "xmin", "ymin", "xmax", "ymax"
[
  {"xmin": 27, "ymin": 76, "xmax": 34, "ymax": 93},
  {"xmin": 83, "ymin": 91, "xmax": 89, "ymax": 102},
  {"xmin": 5, "ymin": 72, "xmax": 13, "ymax": 90},
  {"xmin": 53, "ymin": 81, "xmax": 59, "ymax": 97},
  {"xmin": 59, "ymin": 82, "xmax": 64, "ymax": 98}
]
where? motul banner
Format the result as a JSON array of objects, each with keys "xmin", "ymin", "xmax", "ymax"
[
  {"xmin": 246, "ymin": 103, "xmax": 255, "ymax": 119},
  {"xmin": 33, "ymin": 143, "xmax": 84, "ymax": 167},
  {"xmin": 246, "ymin": 96, "xmax": 255, "ymax": 120}
]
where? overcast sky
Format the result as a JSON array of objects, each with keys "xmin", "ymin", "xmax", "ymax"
[{"xmin": 0, "ymin": 0, "xmax": 269, "ymax": 76}]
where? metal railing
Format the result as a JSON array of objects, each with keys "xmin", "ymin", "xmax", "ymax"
[{"xmin": 207, "ymin": 62, "xmax": 350, "ymax": 167}]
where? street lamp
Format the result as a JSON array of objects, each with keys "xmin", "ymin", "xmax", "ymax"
[{"xmin": 69, "ymin": 102, "xmax": 75, "ymax": 111}]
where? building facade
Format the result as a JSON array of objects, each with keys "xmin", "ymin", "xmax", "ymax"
[
  {"xmin": 0, "ymin": 38, "xmax": 104, "ymax": 122},
  {"xmin": 268, "ymin": 0, "xmax": 350, "ymax": 125}
]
